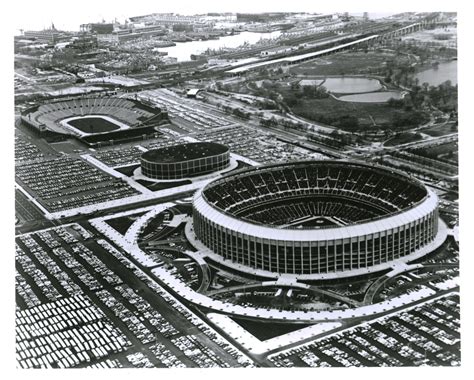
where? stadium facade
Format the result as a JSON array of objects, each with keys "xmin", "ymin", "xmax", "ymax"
[
  {"xmin": 192, "ymin": 161, "xmax": 441, "ymax": 279},
  {"xmin": 140, "ymin": 142, "xmax": 230, "ymax": 180}
]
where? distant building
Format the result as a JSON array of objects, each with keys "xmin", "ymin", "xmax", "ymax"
[
  {"xmin": 96, "ymin": 25, "xmax": 166, "ymax": 45},
  {"xmin": 67, "ymin": 34, "xmax": 98, "ymax": 51},
  {"xmin": 80, "ymin": 23, "xmax": 114, "ymax": 34},
  {"xmin": 23, "ymin": 26, "xmax": 63, "ymax": 44},
  {"xmin": 236, "ymin": 13, "xmax": 287, "ymax": 22},
  {"xmin": 130, "ymin": 13, "xmax": 203, "ymax": 26}
]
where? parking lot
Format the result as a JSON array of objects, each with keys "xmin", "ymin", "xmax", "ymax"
[
  {"xmin": 15, "ymin": 223, "xmax": 254, "ymax": 368},
  {"xmin": 16, "ymin": 157, "xmax": 139, "ymax": 212},
  {"xmin": 195, "ymin": 125, "xmax": 325, "ymax": 164},
  {"xmin": 268, "ymin": 294, "xmax": 460, "ymax": 367},
  {"xmin": 139, "ymin": 89, "xmax": 232, "ymax": 133}
]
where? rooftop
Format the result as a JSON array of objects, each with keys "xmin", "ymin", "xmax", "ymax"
[{"xmin": 141, "ymin": 142, "xmax": 229, "ymax": 163}]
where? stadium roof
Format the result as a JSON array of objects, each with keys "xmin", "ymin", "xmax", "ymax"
[
  {"xmin": 194, "ymin": 160, "xmax": 438, "ymax": 241},
  {"xmin": 141, "ymin": 142, "xmax": 229, "ymax": 163},
  {"xmin": 194, "ymin": 188, "xmax": 438, "ymax": 241}
]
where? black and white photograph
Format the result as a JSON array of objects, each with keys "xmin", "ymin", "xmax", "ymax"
[{"xmin": 5, "ymin": 0, "xmax": 470, "ymax": 375}]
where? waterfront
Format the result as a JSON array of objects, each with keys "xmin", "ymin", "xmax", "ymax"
[{"xmin": 158, "ymin": 31, "xmax": 282, "ymax": 61}]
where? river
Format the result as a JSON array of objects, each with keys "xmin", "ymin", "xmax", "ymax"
[{"xmin": 157, "ymin": 31, "xmax": 282, "ymax": 62}]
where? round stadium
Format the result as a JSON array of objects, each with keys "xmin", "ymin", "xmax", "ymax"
[
  {"xmin": 191, "ymin": 160, "xmax": 444, "ymax": 280},
  {"xmin": 140, "ymin": 142, "xmax": 230, "ymax": 180}
]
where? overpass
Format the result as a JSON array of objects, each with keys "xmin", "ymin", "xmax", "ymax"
[{"xmin": 377, "ymin": 23, "xmax": 423, "ymax": 41}]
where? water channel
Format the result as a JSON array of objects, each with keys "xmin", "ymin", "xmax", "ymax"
[{"xmin": 157, "ymin": 31, "xmax": 282, "ymax": 62}]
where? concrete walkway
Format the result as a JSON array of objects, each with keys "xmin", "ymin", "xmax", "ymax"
[
  {"xmin": 123, "ymin": 203, "xmax": 173, "ymax": 245},
  {"xmin": 209, "ymin": 312, "xmax": 341, "ymax": 355},
  {"xmin": 47, "ymin": 176, "xmax": 211, "ymax": 219},
  {"xmin": 362, "ymin": 263, "xmax": 424, "ymax": 305},
  {"xmin": 151, "ymin": 263, "xmax": 441, "ymax": 322},
  {"xmin": 15, "ymin": 183, "xmax": 53, "ymax": 219},
  {"xmin": 182, "ymin": 250, "xmax": 212, "ymax": 293}
]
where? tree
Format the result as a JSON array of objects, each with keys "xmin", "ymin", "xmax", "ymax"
[
  {"xmin": 283, "ymin": 95, "xmax": 299, "ymax": 107},
  {"xmin": 247, "ymin": 81, "xmax": 257, "ymax": 90},
  {"xmin": 337, "ymin": 115, "xmax": 359, "ymax": 131},
  {"xmin": 387, "ymin": 98, "xmax": 404, "ymax": 108},
  {"xmin": 290, "ymin": 81, "xmax": 300, "ymax": 91}
]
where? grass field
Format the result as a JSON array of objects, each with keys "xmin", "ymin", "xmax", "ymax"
[
  {"xmin": 104, "ymin": 212, "xmax": 147, "ymax": 235},
  {"xmin": 290, "ymin": 96, "xmax": 426, "ymax": 130},
  {"xmin": 231, "ymin": 317, "xmax": 312, "ymax": 341},
  {"xmin": 410, "ymin": 141, "xmax": 458, "ymax": 164},
  {"xmin": 384, "ymin": 132, "xmax": 423, "ymax": 146},
  {"xmin": 422, "ymin": 122, "xmax": 457, "ymax": 137},
  {"xmin": 69, "ymin": 117, "xmax": 121, "ymax": 134},
  {"xmin": 289, "ymin": 51, "xmax": 406, "ymax": 77},
  {"xmin": 115, "ymin": 164, "xmax": 140, "ymax": 177}
]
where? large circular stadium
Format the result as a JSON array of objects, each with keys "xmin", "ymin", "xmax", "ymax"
[
  {"xmin": 140, "ymin": 142, "xmax": 230, "ymax": 180},
  {"xmin": 192, "ymin": 160, "xmax": 442, "ymax": 280}
]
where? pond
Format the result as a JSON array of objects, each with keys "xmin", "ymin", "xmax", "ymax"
[
  {"xmin": 321, "ymin": 77, "xmax": 382, "ymax": 93},
  {"xmin": 157, "ymin": 31, "xmax": 281, "ymax": 62},
  {"xmin": 337, "ymin": 91, "xmax": 403, "ymax": 103},
  {"xmin": 299, "ymin": 79, "xmax": 324, "ymax": 86},
  {"xmin": 415, "ymin": 61, "xmax": 457, "ymax": 86}
]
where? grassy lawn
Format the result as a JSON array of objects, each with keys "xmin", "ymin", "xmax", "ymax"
[
  {"xmin": 115, "ymin": 164, "xmax": 140, "ymax": 176},
  {"xmin": 384, "ymin": 132, "xmax": 423, "ymax": 146},
  {"xmin": 68, "ymin": 117, "xmax": 121, "ymax": 133},
  {"xmin": 104, "ymin": 212, "xmax": 147, "ymax": 235},
  {"xmin": 289, "ymin": 51, "xmax": 407, "ymax": 76},
  {"xmin": 410, "ymin": 141, "xmax": 458, "ymax": 164},
  {"xmin": 423, "ymin": 122, "xmax": 457, "ymax": 137},
  {"xmin": 290, "ymin": 96, "xmax": 425, "ymax": 130}
]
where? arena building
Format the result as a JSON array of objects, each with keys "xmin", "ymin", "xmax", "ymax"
[
  {"xmin": 192, "ymin": 160, "xmax": 443, "ymax": 280},
  {"xmin": 140, "ymin": 142, "xmax": 230, "ymax": 180}
]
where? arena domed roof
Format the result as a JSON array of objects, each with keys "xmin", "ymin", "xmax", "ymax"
[{"xmin": 141, "ymin": 142, "xmax": 229, "ymax": 164}]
